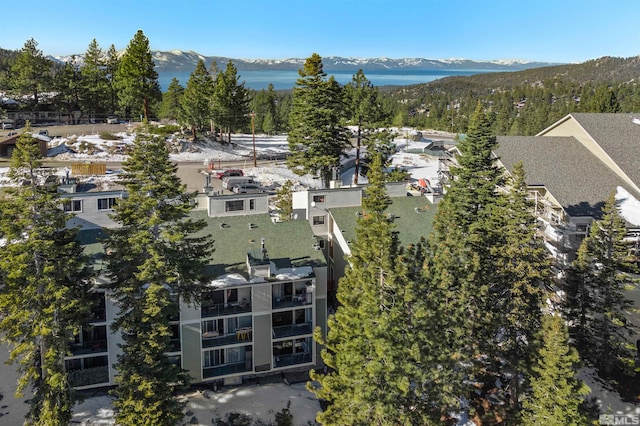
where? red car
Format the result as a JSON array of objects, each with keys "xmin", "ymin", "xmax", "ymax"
[{"xmin": 215, "ymin": 169, "xmax": 243, "ymax": 179}]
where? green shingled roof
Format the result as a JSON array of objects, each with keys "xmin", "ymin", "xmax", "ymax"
[
  {"xmin": 329, "ymin": 195, "xmax": 436, "ymax": 249},
  {"xmin": 76, "ymin": 211, "xmax": 326, "ymax": 281},
  {"xmin": 190, "ymin": 210, "xmax": 326, "ymax": 278}
]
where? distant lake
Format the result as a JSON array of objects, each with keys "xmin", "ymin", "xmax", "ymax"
[{"xmin": 158, "ymin": 68, "xmax": 503, "ymax": 92}]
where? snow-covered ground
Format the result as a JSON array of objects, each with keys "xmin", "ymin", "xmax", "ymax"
[
  {"xmin": 3, "ymin": 127, "xmax": 447, "ymax": 192},
  {"xmin": 71, "ymin": 382, "xmax": 320, "ymax": 426}
]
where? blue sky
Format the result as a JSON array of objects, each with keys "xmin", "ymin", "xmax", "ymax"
[{"xmin": 1, "ymin": 0, "xmax": 638, "ymax": 63}]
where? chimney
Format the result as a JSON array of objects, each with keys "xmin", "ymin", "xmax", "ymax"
[{"xmin": 261, "ymin": 238, "xmax": 269, "ymax": 262}]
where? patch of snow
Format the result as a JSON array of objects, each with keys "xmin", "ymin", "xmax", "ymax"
[
  {"xmin": 274, "ymin": 266, "xmax": 313, "ymax": 280},
  {"xmin": 207, "ymin": 273, "xmax": 249, "ymax": 288},
  {"xmin": 616, "ymin": 186, "xmax": 640, "ymax": 226}
]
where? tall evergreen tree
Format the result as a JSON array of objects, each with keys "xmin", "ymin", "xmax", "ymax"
[
  {"xmin": 310, "ymin": 154, "xmax": 428, "ymax": 425},
  {"xmin": 211, "ymin": 60, "xmax": 249, "ymax": 144},
  {"xmin": 488, "ymin": 162, "xmax": 549, "ymax": 413},
  {"xmin": 159, "ymin": 77, "xmax": 184, "ymax": 122},
  {"xmin": 274, "ymin": 179, "xmax": 294, "ymax": 221},
  {"xmin": 423, "ymin": 102, "xmax": 505, "ymax": 417},
  {"xmin": 10, "ymin": 38, "xmax": 52, "ymax": 109},
  {"xmin": 343, "ymin": 69, "xmax": 393, "ymax": 184},
  {"xmin": 104, "ymin": 128, "xmax": 213, "ymax": 425},
  {"xmin": 115, "ymin": 30, "xmax": 161, "ymax": 121},
  {"xmin": 0, "ymin": 125, "xmax": 93, "ymax": 425},
  {"xmin": 80, "ymin": 39, "xmax": 109, "ymax": 122},
  {"xmin": 52, "ymin": 58, "xmax": 82, "ymax": 124},
  {"xmin": 564, "ymin": 193, "xmax": 636, "ymax": 376},
  {"xmin": 179, "ymin": 59, "xmax": 214, "ymax": 139},
  {"xmin": 105, "ymin": 44, "xmax": 120, "ymax": 114},
  {"xmin": 287, "ymin": 53, "xmax": 350, "ymax": 188},
  {"xmin": 521, "ymin": 315, "xmax": 589, "ymax": 426}
]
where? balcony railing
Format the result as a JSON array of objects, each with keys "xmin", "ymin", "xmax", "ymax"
[
  {"xmin": 202, "ymin": 328, "xmax": 253, "ymax": 348},
  {"xmin": 202, "ymin": 361, "xmax": 252, "ymax": 379},
  {"xmin": 68, "ymin": 365, "xmax": 110, "ymax": 387},
  {"xmin": 272, "ymin": 294, "xmax": 311, "ymax": 309},
  {"xmin": 69, "ymin": 339, "xmax": 108, "ymax": 356},
  {"xmin": 274, "ymin": 352, "xmax": 312, "ymax": 368},
  {"xmin": 201, "ymin": 299, "xmax": 251, "ymax": 318},
  {"xmin": 272, "ymin": 322, "xmax": 312, "ymax": 339}
]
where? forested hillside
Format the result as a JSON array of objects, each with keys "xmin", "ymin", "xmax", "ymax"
[
  {"xmin": 386, "ymin": 55, "xmax": 640, "ymax": 135},
  {"xmin": 2, "ymin": 37, "xmax": 639, "ymax": 138}
]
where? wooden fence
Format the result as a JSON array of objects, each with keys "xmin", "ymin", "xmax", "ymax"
[{"xmin": 71, "ymin": 163, "xmax": 107, "ymax": 175}]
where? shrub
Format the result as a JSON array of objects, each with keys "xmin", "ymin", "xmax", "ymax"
[
  {"xmin": 99, "ymin": 132, "xmax": 120, "ymax": 140},
  {"xmin": 149, "ymin": 124, "xmax": 181, "ymax": 136}
]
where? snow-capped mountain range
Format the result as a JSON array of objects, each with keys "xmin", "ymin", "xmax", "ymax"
[{"xmin": 51, "ymin": 49, "xmax": 558, "ymax": 73}]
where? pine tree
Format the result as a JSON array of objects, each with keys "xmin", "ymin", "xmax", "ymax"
[
  {"xmin": 211, "ymin": 60, "xmax": 249, "ymax": 144},
  {"xmin": 10, "ymin": 38, "xmax": 52, "ymax": 109},
  {"xmin": 310, "ymin": 154, "xmax": 428, "ymax": 425},
  {"xmin": 104, "ymin": 127, "xmax": 213, "ymax": 425},
  {"xmin": 179, "ymin": 59, "xmax": 214, "ymax": 139},
  {"xmin": 105, "ymin": 44, "xmax": 120, "ymax": 114},
  {"xmin": 274, "ymin": 180, "xmax": 293, "ymax": 221},
  {"xmin": 422, "ymin": 102, "xmax": 506, "ymax": 417},
  {"xmin": 80, "ymin": 38, "xmax": 109, "ymax": 122},
  {"xmin": 343, "ymin": 69, "xmax": 393, "ymax": 184},
  {"xmin": 287, "ymin": 53, "xmax": 350, "ymax": 188},
  {"xmin": 115, "ymin": 30, "xmax": 161, "ymax": 121},
  {"xmin": 488, "ymin": 162, "xmax": 549, "ymax": 413},
  {"xmin": 159, "ymin": 77, "xmax": 184, "ymax": 122},
  {"xmin": 564, "ymin": 193, "xmax": 636, "ymax": 376},
  {"xmin": 52, "ymin": 58, "xmax": 82, "ymax": 124},
  {"xmin": 522, "ymin": 315, "xmax": 589, "ymax": 426},
  {"xmin": 0, "ymin": 124, "xmax": 93, "ymax": 425}
]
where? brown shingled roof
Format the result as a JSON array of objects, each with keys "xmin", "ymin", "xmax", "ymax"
[
  {"xmin": 495, "ymin": 135, "xmax": 640, "ymax": 218},
  {"xmin": 563, "ymin": 113, "xmax": 640, "ymax": 188}
]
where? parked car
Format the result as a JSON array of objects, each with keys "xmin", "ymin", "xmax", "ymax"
[
  {"xmin": 1, "ymin": 120, "xmax": 14, "ymax": 130},
  {"xmin": 106, "ymin": 116, "xmax": 119, "ymax": 124},
  {"xmin": 216, "ymin": 169, "xmax": 244, "ymax": 180},
  {"xmin": 232, "ymin": 183, "xmax": 265, "ymax": 194},
  {"xmin": 222, "ymin": 176, "xmax": 254, "ymax": 190}
]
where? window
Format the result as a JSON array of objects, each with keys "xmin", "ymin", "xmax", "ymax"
[
  {"xmin": 225, "ymin": 200, "xmax": 244, "ymax": 212},
  {"xmin": 312, "ymin": 215, "xmax": 325, "ymax": 225},
  {"xmin": 97, "ymin": 197, "xmax": 117, "ymax": 210},
  {"xmin": 204, "ymin": 349, "xmax": 224, "ymax": 367},
  {"xmin": 63, "ymin": 200, "xmax": 82, "ymax": 212},
  {"xmin": 249, "ymin": 199, "xmax": 256, "ymax": 210},
  {"xmin": 312, "ymin": 195, "xmax": 325, "ymax": 203}
]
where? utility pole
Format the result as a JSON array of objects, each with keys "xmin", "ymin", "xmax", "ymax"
[{"xmin": 250, "ymin": 112, "xmax": 256, "ymax": 167}]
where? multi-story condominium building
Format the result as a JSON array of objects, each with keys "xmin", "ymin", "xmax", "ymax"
[
  {"xmin": 62, "ymin": 187, "xmax": 327, "ymax": 389},
  {"xmin": 495, "ymin": 113, "xmax": 640, "ymax": 275}
]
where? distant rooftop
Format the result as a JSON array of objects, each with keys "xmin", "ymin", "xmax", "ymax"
[{"xmin": 330, "ymin": 195, "xmax": 436, "ymax": 249}]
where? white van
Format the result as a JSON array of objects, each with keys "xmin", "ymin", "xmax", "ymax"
[
  {"xmin": 222, "ymin": 176, "xmax": 255, "ymax": 190},
  {"xmin": 1, "ymin": 120, "xmax": 14, "ymax": 130}
]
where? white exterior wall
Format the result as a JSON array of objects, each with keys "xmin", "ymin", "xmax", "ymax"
[
  {"xmin": 62, "ymin": 190, "xmax": 125, "ymax": 230},
  {"xmin": 207, "ymin": 194, "xmax": 269, "ymax": 217}
]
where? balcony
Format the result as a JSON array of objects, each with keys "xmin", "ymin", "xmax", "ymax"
[
  {"xmin": 69, "ymin": 339, "xmax": 108, "ymax": 356},
  {"xmin": 272, "ymin": 322, "xmax": 312, "ymax": 339},
  {"xmin": 272, "ymin": 294, "xmax": 311, "ymax": 309},
  {"xmin": 202, "ymin": 361, "xmax": 252, "ymax": 379},
  {"xmin": 202, "ymin": 328, "xmax": 253, "ymax": 348},
  {"xmin": 274, "ymin": 352, "xmax": 312, "ymax": 368},
  {"xmin": 68, "ymin": 365, "xmax": 110, "ymax": 387},
  {"xmin": 201, "ymin": 299, "xmax": 251, "ymax": 318}
]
